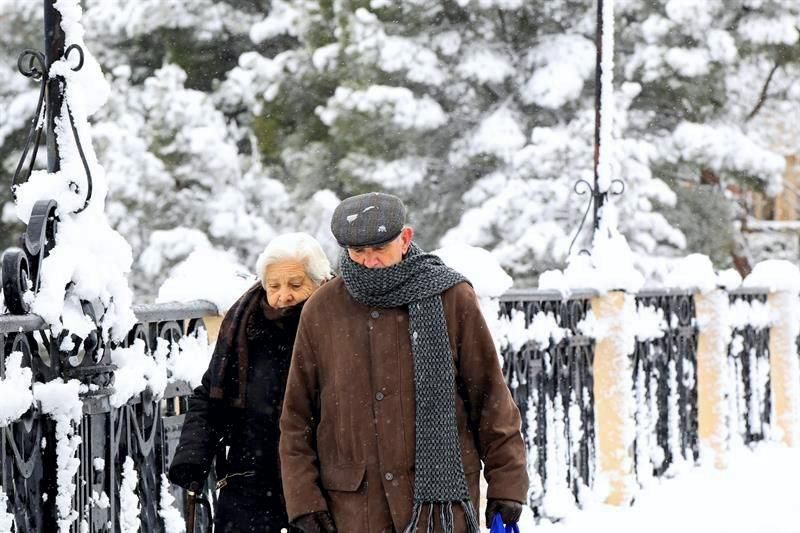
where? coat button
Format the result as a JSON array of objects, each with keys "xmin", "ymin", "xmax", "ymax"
[
  {"xmin": 371, "ymin": 311, "xmax": 380, "ymax": 319},
  {"xmin": 384, "ymin": 472, "xmax": 394, "ymax": 481},
  {"xmin": 375, "ymin": 392, "xmax": 385, "ymax": 401}
]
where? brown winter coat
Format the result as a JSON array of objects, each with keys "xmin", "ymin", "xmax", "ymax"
[{"xmin": 279, "ymin": 277, "xmax": 528, "ymax": 532}]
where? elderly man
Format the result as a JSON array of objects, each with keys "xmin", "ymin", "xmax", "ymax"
[{"xmin": 279, "ymin": 192, "xmax": 528, "ymax": 533}]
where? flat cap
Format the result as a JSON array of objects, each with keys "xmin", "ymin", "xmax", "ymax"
[{"xmin": 330, "ymin": 192, "xmax": 407, "ymax": 247}]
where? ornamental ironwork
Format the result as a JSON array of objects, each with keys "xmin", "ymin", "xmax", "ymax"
[
  {"xmin": 632, "ymin": 290, "xmax": 699, "ymax": 479},
  {"xmin": 0, "ymin": 301, "xmax": 217, "ymax": 532},
  {"xmin": 2, "ymin": 0, "xmax": 94, "ymax": 316},
  {"xmin": 499, "ymin": 289, "xmax": 596, "ymax": 517}
]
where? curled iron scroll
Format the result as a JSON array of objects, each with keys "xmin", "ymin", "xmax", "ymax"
[
  {"xmin": 10, "ymin": 44, "xmax": 93, "ymax": 213},
  {"xmin": 567, "ymin": 178, "xmax": 626, "ymax": 257},
  {"xmin": 11, "ymin": 51, "xmax": 48, "ymax": 200}
]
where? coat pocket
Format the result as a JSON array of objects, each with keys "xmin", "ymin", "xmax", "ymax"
[
  {"xmin": 320, "ymin": 463, "xmax": 366, "ymax": 491},
  {"xmin": 320, "ymin": 463, "xmax": 368, "ymax": 531}
]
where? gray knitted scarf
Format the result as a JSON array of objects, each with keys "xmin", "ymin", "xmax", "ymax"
[{"xmin": 340, "ymin": 244, "xmax": 481, "ymax": 533}]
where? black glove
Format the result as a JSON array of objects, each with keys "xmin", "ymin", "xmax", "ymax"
[
  {"xmin": 292, "ymin": 511, "xmax": 337, "ymax": 533},
  {"xmin": 167, "ymin": 463, "xmax": 206, "ymax": 490},
  {"xmin": 485, "ymin": 498, "xmax": 523, "ymax": 525}
]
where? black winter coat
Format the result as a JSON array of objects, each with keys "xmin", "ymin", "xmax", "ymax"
[{"xmin": 169, "ymin": 298, "xmax": 302, "ymax": 533}]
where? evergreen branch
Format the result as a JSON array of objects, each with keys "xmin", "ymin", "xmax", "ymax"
[{"xmin": 745, "ymin": 62, "xmax": 780, "ymax": 123}]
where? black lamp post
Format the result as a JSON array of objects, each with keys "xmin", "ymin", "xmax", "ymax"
[
  {"xmin": 2, "ymin": 0, "xmax": 89, "ymax": 314},
  {"xmin": 593, "ymin": 0, "xmax": 607, "ymax": 230},
  {"xmin": 569, "ymin": 0, "xmax": 624, "ymax": 255},
  {"xmin": 44, "ymin": 0, "xmax": 65, "ymax": 173}
]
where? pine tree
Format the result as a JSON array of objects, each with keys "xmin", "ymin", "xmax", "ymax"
[
  {"xmin": 220, "ymin": 0, "xmax": 688, "ymax": 281},
  {"xmin": 2, "ymin": 0, "xmax": 798, "ymax": 294},
  {"xmin": 617, "ymin": 0, "xmax": 800, "ymax": 270}
]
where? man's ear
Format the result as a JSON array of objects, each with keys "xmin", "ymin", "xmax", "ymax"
[{"xmin": 400, "ymin": 227, "xmax": 414, "ymax": 253}]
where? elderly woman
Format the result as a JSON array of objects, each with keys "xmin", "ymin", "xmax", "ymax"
[{"xmin": 169, "ymin": 233, "xmax": 332, "ymax": 533}]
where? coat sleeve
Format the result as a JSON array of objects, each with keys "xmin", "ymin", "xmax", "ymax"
[
  {"xmin": 168, "ymin": 369, "xmax": 220, "ymax": 488},
  {"xmin": 452, "ymin": 284, "xmax": 529, "ymax": 503},
  {"xmin": 279, "ymin": 316, "xmax": 328, "ymax": 521}
]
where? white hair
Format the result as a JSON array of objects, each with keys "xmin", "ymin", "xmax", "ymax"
[{"xmin": 256, "ymin": 232, "xmax": 333, "ymax": 287}]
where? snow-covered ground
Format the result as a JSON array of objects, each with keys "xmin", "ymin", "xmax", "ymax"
[{"xmin": 518, "ymin": 443, "xmax": 800, "ymax": 533}]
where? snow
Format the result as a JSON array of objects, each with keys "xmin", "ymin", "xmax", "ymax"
[
  {"xmin": 347, "ymin": 9, "xmax": 446, "ymax": 86},
  {"xmin": 671, "ymin": 122, "xmax": 785, "ymax": 196},
  {"xmin": 457, "ymin": 47, "xmax": 513, "ymax": 85},
  {"xmin": 738, "ymin": 15, "xmax": 799, "ymax": 46},
  {"xmin": 159, "ymin": 474, "xmax": 185, "ymax": 533},
  {"xmin": 433, "ymin": 244, "xmax": 513, "ymax": 354},
  {"xmin": 496, "ymin": 309, "xmax": 566, "ymax": 354},
  {"xmin": 249, "ymin": 0, "xmax": 301, "ymax": 42},
  {"xmin": 728, "ymin": 296, "xmax": 770, "ymax": 330},
  {"xmin": 521, "ymin": 443, "xmax": 800, "ymax": 533},
  {"xmin": 632, "ymin": 303, "xmax": 666, "ymax": 341},
  {"xmin": 169, "ymin": 330, "xmax": 213, "ymax": 389},
  {"xmin": 717, "ymin": 268, "xmax": 742, "ymax": 291},
  {"xmin": 316, "ymin": 86, "xmax": 447, "ymax": 131},
  {"xmin": 0, "ymin": 488, "xmax": 14, "ymax": 533},
  {"xmin": 0, "ymin": 352, "xmax": 33, "ymax": 426},
  {"xmin": 540, "ymin": 206, "xmax": 645, "ymax": 294},
  {"xmin": 347, "ymin": 156, "xmax": 428, "ymax": 191},
  {"xmin": 2, "ymin": 0, "xmax": 794, "ymax": 300},
  {"xmin": 110, "ymin": 329, "xmax": 213, "ymax": 406},
  {"xmin": 743, "ymin": 259, "xmax": 800, "ymax": 292},
  {"xmin": 522, "ymin": 35, "xmax": 595, "ymax": 109},
  {"xmin": 468, "ymin": 106, "xmax": 527, "ymax": 162},
  {"xmin": 33, "ymin": 378, "xmax": 83, "ymax": 532},
  {"xmin": 156, "ymin": 248, "xmax": 254, "ymax": 314},
  {"xmin": 663, "ymin": 253, "xmax": 718, "ymax": 292},
  {"xmin": 92, "ymin": 491, "xmax": 110, "ymax": 510},
  {"xmin": 119, "ymin": 456, "xmax": 141, "ymax": 533},
  {"xmin": 433, "ymin": 244, "xmax": 512, "ymax": 299},
  {"xmin": 109, "ymin": 339, "xmax": 167, "ymax": 408}
]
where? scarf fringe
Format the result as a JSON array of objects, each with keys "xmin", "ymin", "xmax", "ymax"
[{"xmin": 402, "ymin": 501, "xmax": 481, "ymax": 533}]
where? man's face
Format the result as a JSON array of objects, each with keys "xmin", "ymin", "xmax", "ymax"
[
  {"xmin": 264, "ymin": 259, "xmax": 319, "ymax": 308},
  {"xmin": 348, "ymin": 227, "xmax": 414, "ymax": 269}
]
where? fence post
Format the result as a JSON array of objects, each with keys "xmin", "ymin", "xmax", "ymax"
[
  {"xmin": 767, "ymin": 290, "xmax": 800, "ymax": 446},
  {"xmin": 591, "ymin": 290, "xmax": 636, "ymax": 505},
  {"xmin": 202, "ymin": 315, "xmax": 223, "ymax": 344},
  {"xmin": 694, "ymin": 289, "xmax": 729, "ymax": 467}
]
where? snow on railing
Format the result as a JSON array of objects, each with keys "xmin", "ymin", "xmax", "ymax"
[
  {"xmin": 0, "ymin": 300, "xmax": 215, "ymax": 532},
  {"xmin": 497, "ymin": 281, "xmax": 796, "ymax": 522},
  {"xmin": 0, "ymin": 276, "xmax": 798, "ymax": 530}
]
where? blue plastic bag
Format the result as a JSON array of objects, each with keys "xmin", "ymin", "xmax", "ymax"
[{"xmin": 489, "ymin": 513, "xmax": 520, "ymax": 533}]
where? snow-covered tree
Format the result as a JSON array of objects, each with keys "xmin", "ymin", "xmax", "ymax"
[
  {"xmin": 220, "ymin": 0, "xmax": 688, "ymax": 281},
  {"xmin": 2, "ymin": 0, "xmax": 798, "ymax": 294},
  {"xmin": 618, "ymin": 0, "xmax": 800, "ymax": 269}
]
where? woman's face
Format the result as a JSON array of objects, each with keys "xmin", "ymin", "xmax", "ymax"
[{"xmin": 264, "ymin": 259, "xmax": 318, "ymax": 308}]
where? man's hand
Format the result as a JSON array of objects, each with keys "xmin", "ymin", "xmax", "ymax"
[
  {"xmin": 485, "ymin": 498, "xmax": 523, "ymax": 525},
  {"xmin": 292, "ymin": 511, "xmax": 337, "ymax": 533}
]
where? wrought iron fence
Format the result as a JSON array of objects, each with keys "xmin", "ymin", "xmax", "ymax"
[
  {"xmin": 498, "ymin": 289, "xmax": 595, "ymax": 516},
  {"xmin": 632, "ymin": 289, "xmax": 698, "ymax": 481},
  {"xmin": 728, "ymin": 288, "xmax": 771, "ymax": 444},
  {"xmin": 0, "ymin": 285, "xmax": 781, "ymax": 529},
  {"xmin": 0, "ymin": 301, "xmax": 216, "ymax": 532}
]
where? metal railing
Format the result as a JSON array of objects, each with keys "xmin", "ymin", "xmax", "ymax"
[
  {"xmin": 498, "ymin": 289, "xmax": 595, "ymax": 513},
  {"xmin": 499, "ymin": 286, "xmax": 773, "ymax": 518},
  {"xmin": 0, "ymin": 301, "xmax": 215, "ymax": 532},
  {"xmin": 728, "ymin": 289, "xmax": 771, "ymax": 444},
  {"xmin": 0, "ymin": 286, "xmax": 778, "ymax": 529}
]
